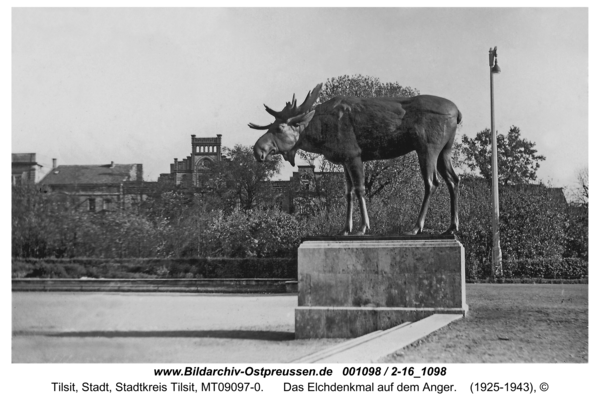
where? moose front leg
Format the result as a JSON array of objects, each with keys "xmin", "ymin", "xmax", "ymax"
[
  {"xmin": 337, "ymin": 167, "xmax": 354, "ymax": 235},
  {"xmin": 347, "ymin": 158, "xmax": 370, "ymax": 235}
]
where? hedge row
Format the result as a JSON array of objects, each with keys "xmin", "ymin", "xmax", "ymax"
[
  {"xmin": 12, "ymin": 258, "xmax": 297, "ymax": 279},
  {"xmin": 12, "ymin": 257, "xmax": 587, "ymax": 280},
  {"xmin": 501, "ymin": 257, "xmax": 588, "ymax": 279}
]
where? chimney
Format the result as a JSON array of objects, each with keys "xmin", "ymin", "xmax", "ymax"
[
  {"xmin": 110, "ymin": 161, "xmax": 115, "ymax": 168},
  {"xmin": 216, "ymin": 134, "xmax": 222, "ymax": 161},
  {"xmin": 52, "ymin": 158, "xmax": 57, "ymax": 169}
]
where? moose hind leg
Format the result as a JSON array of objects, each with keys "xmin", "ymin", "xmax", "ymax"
[
  {"xmin": 404, "ymin": 152, "xmax": 439, "ymax": 235},
  {"xmin": 437, "ymin": 149, "xmax": 460, "ymax": 235}
]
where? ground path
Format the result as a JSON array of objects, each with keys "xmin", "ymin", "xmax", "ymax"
[
  {"xmin": 13, "ymin": 284, "xmax": 588, "ymax": 363},
  {"xmin": 13, "ymin": 293, "xmax": 341, "ymax": 363}
]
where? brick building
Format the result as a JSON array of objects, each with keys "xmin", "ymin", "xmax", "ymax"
[
  {"xmin": 159, "ymin": 134, "xmax": 228, "ymax": 187},
  {"xmin": 272, "ymin": 165, "xmax": 345, "ymax": 213},
  {"xmin": 12, "ymin": 153, "xmax": 42, "ymax": 185},
  {"xmin": 38, "ymin": 159, "xmax": 155, "ymax": 211},
  {"xmin": 157, "ymin": 134, "xmax": 345, "ymax": 212}
]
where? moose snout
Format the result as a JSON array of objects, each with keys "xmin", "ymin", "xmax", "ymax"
[{"xmin": 253, "ymin": 146, "xmax": 265, "ymax": 162}]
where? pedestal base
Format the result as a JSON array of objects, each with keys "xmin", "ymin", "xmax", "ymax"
[{"xmin": 295, "ymin": 236, "xmax": 467, "ymax": 339}]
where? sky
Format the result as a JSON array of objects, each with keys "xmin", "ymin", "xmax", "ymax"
[{"xmin": 11, "ymin": 7, "xmax": 589, "ymax": 189}]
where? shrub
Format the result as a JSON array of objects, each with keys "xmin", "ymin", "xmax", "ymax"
[
  {"xmin": 502, "ymin": 257, "xmax": 587, "ymax": 279},
  {"xmin": 204, "ymin": 209, "xmax": 303, "ymax": 258},
  {"xmin": 12, "ymin": 169, "xmax": 584, "ymax": 282},
  {"xmin": 14, "ymin": 257, "xmax": 587, "ymax": 280},
  {"xmin": 564, "ymin": 205, "xmax": 588, "ymax": 259},
  {"xmin": 12, "ymin": 258, "xmax": 298, "ymax": 279},
  {"xmin": 447, "ymin": 178, "xmax": 568, "ymax": 278}
]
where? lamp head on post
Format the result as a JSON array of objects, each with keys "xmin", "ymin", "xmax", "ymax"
[{"xmin": 489, "ymin": 46, "xmax": 501, "ymax": 74}]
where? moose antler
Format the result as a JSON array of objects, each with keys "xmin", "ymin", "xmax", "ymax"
[
  {"xmin": 297, "ymin": 83, "xmax": 322, "ymax": 113},
  {"xmin": 248, "ymin": 122, "xmax": 272, "ymax": 130},
  {"xmin": 263, "ymin": 83, "xmax": 322, "ymax": 121},
  {"xmin": 249, "ymin": 84, "xmax": 322, "ymax": 130}
]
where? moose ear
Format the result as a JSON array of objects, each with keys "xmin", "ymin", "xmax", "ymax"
[{"xmin": 286, "ymin": 110, "xmax": 315, "ymax": 127}]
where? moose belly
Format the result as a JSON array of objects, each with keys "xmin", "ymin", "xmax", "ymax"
[{"xmin": 358, "ymin": 134, "xmax": 415, "ymax": 161}]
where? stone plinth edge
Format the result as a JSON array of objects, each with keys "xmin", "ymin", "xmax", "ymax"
[
  {"xmin": 301, "ymin": 234, "xmax": 456, "ymax": 243},
  {"xmin": 295, "ymin": 306, "xmax": 467, "ymax": 339}
]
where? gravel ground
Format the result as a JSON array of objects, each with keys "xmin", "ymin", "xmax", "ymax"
[
  {"xmin": 382, "ymin": 284, "xmax": 588, "ymax": 363},
  {"xmin": 12, "ymin": 293, "xmax": 342, "ymax": 363},
  {"xmin": 12, "ymin": 284, "xmax": 588, "ymax": 363}
]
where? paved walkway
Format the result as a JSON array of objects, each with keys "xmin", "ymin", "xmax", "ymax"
[{"xmin": 12, "ymin": 292, "xmax": 342, "ymax": 363}]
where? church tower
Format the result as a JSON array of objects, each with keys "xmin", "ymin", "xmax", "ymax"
[
  {"xmin": 191, "ymin": 134, "xmax": 222, "ymax": 168},
  {"xmin": 161, "ymin": 134, "xmax": 224, "ymax": 187}
]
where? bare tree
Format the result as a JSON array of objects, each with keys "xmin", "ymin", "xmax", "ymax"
[{"xmin": 575, "ymin": 167, "xmax": 588, "ymax": 206}]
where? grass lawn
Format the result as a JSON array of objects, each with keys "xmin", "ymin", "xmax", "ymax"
[{"xmin": 382, "ymin": 283, "xmax": 588, "ymax": 363}]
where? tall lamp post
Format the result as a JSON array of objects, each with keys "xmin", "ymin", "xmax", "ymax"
[{"xmin": 489, "ymin": 46, "xmax": 503, "ymax": 278}]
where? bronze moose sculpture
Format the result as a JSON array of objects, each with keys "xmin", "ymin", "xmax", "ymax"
[{"xmin": 249, "ymin": 84, "xmax": 461, "ymax": 236}]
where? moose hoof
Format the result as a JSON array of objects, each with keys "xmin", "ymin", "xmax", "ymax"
[
  {"xmin": 355, "ymin": 226, "xmax": 368, "ymax": 236},
  {"xmin": 401, "ymin": 228, "xmax": 421, "ymax": 236},
  {"xmin": 442, "ymin": 227, "xmax": 458, "ymax": 236}
]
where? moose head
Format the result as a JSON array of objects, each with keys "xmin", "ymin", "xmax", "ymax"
[{"xmin": 248, "ymin": 84, "xmax": 322, "ymax": 167}]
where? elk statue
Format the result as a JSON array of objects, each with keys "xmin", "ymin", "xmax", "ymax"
[{"xmin": 249, "ymin": 83, "xmax": 461, "ymax": 236}]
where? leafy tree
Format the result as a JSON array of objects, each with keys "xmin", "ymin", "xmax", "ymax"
[
  {"xmin": 142, "ymin": 187, "xmax": 194, "ymax": 222},
  {"xmin": 460, "ymin": 126, "xmax": 546, "ymax": 185},
  {"xmin": 362, "ymin": 154, "xmax": 420, "ymax": 201},
  {"xmin": 206, "ymin": 144, "xmax": 282, "ymax": 211},
  {"xmin": 318, "ymin": 74, "xmax": 419, "ymax": 102}
]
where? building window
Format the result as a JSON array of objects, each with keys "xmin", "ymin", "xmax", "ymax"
[
  {"xmin": 199, "ymin": 158, "xmax": 213, "ymax": 167},
  {"xmin": 103, "ymin": 199, "xmax": 111, "ymax": 210},
  {"xmin": 88, "ymin": 198, "xmax": 96, "ymax": 212}
]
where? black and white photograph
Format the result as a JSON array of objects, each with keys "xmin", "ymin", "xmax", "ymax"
[{"xmin": 7, "ymin": 3, "xmax": 594, "ymax": 400}]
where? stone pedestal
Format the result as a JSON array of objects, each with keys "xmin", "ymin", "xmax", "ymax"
[{"xmin": 295, "ymin": 235, "xmax": 468, "ymax": 339}]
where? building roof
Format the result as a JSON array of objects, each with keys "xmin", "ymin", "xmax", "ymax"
[
  {"xmin": 12, "ymin": 153, "xmax": 42, "ymax": 166},
  {"xmin": 461, "ymin": 176, "xmax": 567, "ymax": 205},
  {"xmin": 39, "ymin": 163, "xmax": 143, "ymax": 186}
]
